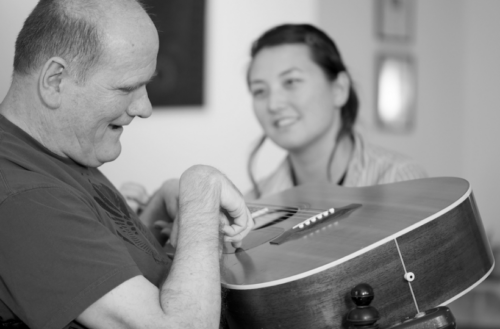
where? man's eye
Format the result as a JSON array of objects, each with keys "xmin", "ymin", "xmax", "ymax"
[
  {"xmin": 119, "ymin": 85, "xmax": 142, "ymax": 93},
  {"xmin": 119, "ymin": 88, "xmax": 134, "ymax": 93}
]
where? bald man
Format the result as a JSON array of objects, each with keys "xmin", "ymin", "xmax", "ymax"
[{"xmin": 0, "ymin": 1, "xmax": 252, "ymax": 328}]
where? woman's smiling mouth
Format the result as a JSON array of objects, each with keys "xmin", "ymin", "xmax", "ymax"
[{"xmin": 274, "ymin": 117, "xmax": 299, "ymax": 128}]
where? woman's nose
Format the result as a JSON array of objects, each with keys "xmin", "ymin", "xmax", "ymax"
[{"xmin": 267, "ymin": 89, "xmax": 287, "ymax": 113}]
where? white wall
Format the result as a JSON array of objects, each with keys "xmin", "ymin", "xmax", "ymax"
[
  {"xmin": 462, "ymin": 0, "xmax": 500, "ymax": 246},
  {"xmin": 1, "ymin": 0, "xmax": 499, "ymax": 244}
]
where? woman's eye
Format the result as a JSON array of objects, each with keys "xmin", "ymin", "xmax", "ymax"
[
  {"xmin": 251, "ymin": 89, "xmax": 266, "ymax": 98},
  {"xmin": 284, "ymin": 78, "xmax": 300, "ymax": 88}
]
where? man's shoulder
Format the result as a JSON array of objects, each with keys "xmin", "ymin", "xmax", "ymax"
[
  {"xmin": 0, "ymin": 176, "xmax": 94, "ymax": 218},
  {"xmin": 0, "ymin": 153, "xmax": 88, "ymax": 199},
  {"xmin": 0, "ymin": 118, "xmax": 110, "ymax": 204}
]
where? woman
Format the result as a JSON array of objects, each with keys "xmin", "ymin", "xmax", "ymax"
[{"xmin": 245, "ymin": 23, "xmax": 427, "ymax": 200}]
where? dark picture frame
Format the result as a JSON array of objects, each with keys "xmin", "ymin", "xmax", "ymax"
[
  {"xmin": 375, "ymin": 0, "xmax": 415, "ymax": 42},
  {"xmin": 142, "ymin": 0, "xmax": 206, "ymax": 107}
]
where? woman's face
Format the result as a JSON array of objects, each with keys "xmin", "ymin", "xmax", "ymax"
[{"xmin": 248, "ymin": 44, "xmax": 342, "ymax": 153}]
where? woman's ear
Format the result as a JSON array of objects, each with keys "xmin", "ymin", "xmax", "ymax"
[
  {"xmin": 332, "ymin": 71, "xmax": 350, "ymax": 108},
  {"xmin": 38, "ymin": 57, "xmax": 68, "ymax": 109}
]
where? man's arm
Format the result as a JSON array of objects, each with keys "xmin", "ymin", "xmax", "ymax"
[{"xmin": 76, "ymin": 165, "xmax": 252, "ymax": 329}]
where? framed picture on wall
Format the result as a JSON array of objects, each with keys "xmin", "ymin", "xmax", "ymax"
[
  {"xmin": 375, "ymin": 0, "xmax": 415, "ymax": 42},
  {"xmin": 375, "ymin": 53, "xmax": 417, "ymax": 133},
  {"xmin": 142, "ymin": 0, "xmax": 206, "ymax": 107}
]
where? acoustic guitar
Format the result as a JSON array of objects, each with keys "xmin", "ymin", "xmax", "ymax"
[{"xmin": 221, "ymin": 177, "xmax": 495, "ymax": 328}]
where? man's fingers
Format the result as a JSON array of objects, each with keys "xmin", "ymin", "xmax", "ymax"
[
  {"xmin": 120, "ymin": 182, "xmax": 149, "ymax": 204},
  {"xmin": 154, "ymin": 221, "xmax": 173, "ymax": 236},
  {"xmin": 216, "ymin": 174, "xmax": 255, "ymax": 249},
  {"xmin": 231, "ymin": 240, "xmax": 242, "ymax": 249},
  {"xmin": 221, "ymin": 207, "xmax": 254, "ymax": 248},
  {"xmin": 159, "ymin": 179, "xmax": 180, "ymax": 221},
  {"xmin": 221, "ymin": 213, "xmax": 252, "ymax": 237},
  {"xmin": 159, "ymin": 216, "xmax": 179, "ymax": 248}
]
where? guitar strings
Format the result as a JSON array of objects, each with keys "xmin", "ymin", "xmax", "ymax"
[
  {"xmin": 246, "ymin": 203, "xmax": 333, "ymax": 223},
  {"xmin": 246, "ymin": 203, "xmax": 330, "ymax": 216},
  {"xmin": 247, "ymin": 207, "xmax": 324, "ymax": 220}
]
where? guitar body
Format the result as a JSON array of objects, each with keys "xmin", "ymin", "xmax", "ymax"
[{"xmin": 221, "ymin": 177, "xmax": 494, "ymax": 328}]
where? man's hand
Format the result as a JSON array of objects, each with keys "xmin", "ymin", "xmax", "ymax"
[
  {"xmin": 175, "ymin": 165, "xmax": 254, "ymax": 250},
  {"xmin": 138, "ymin": 168, "xmax": 253, "ymax": 250},
  {"xmin": 137, "ymin": 179, "xmax": 179, "ymax": 246},
  {"xmin": 218, "ymin": 175, "xmax": 254, "ymax": 248},
  {"xmin": 119, "ymin": 182, "xmax": 149, "ymax": 213}
]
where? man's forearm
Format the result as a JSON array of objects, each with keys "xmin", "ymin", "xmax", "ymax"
[
  {"xmin": 160, "ymin": 230, "xmax": 221, "ymax": 328},
  {"xmin": 158, "ymin": 167, "xmax": 224, "ymax": 328}
]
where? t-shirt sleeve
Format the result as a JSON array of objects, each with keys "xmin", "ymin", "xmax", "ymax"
[{"xmin": 0, "ymin": 186, "xmax": 142, "ymax": 329}]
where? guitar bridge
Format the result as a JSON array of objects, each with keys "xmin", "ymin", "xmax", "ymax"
[{"xmin": 292, "ymin": 208, "xmax": 336, "ymax": 229}]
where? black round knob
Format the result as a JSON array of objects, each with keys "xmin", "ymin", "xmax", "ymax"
[
  {"xmin": 346, "ymin": 306, "xmax": 380, "ymax": 326},
  {"xmin": 346, "ymin": 283, "xmax": 380, "ymax": 329},
  {"xmin": 351, "ymin": 283, "xmax": 374, "ymax": 307}
]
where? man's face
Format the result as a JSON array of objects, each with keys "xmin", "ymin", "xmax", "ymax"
[{"xmin": 58, "ymin": 21, "xmax": 159, "ymax": 167}]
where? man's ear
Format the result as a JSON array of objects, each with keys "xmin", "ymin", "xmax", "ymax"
[
  {"xmin": 39, "ymin": 57, "xmax": 68, "ymax": 109},
  {"xmin": 332, "ymin": 71, "xmax": 350, "ymax": 108}
]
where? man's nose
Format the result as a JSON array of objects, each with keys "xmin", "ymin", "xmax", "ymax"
[{"xmin": 127, "ymin": 90, "xmax": 153, "ymax": 118}]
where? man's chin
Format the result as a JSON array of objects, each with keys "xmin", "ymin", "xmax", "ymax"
[
  {"xmin": 92, "ymin": 145, "xmax": 122, "ymax": 167},
  {"xmin": 99, "ymin": 150, "xmax": 122, "ymax": 166}
]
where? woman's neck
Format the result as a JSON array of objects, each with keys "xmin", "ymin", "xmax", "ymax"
[{"xmin": 288, "ymin": 133, "xmax": 353, "ymax": 186}]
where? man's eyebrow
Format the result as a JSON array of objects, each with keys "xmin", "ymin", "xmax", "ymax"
[{"xmin": 120, "ymin": 71, "xmax": 158, "ymax": 91}]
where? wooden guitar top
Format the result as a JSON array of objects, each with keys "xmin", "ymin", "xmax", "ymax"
[{"xmin": 222, "ymin": 177, "xmax": 488, "ymax": 288}]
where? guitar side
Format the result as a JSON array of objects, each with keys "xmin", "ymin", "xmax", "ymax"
[
  {"xmin": 398, "ymin": 192, "xmax": 494, "ymax": 310},
  {"xmin": 221, "ymin": 177, "xmax": 494, "ymax": 328}
]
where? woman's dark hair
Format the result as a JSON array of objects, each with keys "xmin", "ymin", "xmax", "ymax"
[{"xmin": 247, "ymin": 24, "xmax": 359, "ymax": 198}]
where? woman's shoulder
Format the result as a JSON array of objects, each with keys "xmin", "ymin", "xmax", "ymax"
[
  {"xmin": 348, "ymin": 133, "xmax": 428, "ymax": 186},
  {"xmin": 244, "ymin": 158, "xmax": 293, "ymax": 200},
  {"xmin": 363, "ymin": 140, "xmax": 418, "ymax": 165}
]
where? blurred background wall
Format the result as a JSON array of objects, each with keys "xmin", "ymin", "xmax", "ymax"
[{"xmin": 1, "ymin": 1, "xmax": 499, "ymax": 325}]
